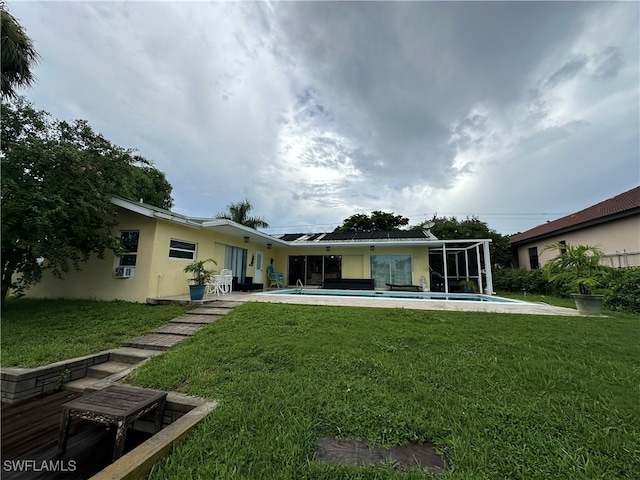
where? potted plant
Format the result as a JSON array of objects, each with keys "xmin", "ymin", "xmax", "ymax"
[
  {"xmin": 459, "ymin": 280, "xmax": 479, "ymax": 293},
  {"xmin": 542, "ymin": 243, "xmax": 607, "ymax": 315},
  {"xmin": 183, "ymin": 258, "xmax": 217, "ymax": 301}
]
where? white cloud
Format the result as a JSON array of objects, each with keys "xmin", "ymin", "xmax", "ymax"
[{"xmin": 10, "ymin": 0, "xmax": 639, "ymax": 235}]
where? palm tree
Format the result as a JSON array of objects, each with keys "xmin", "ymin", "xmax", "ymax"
[
  {"xmin": 1, "ymin": 3, "xmax": 40, "ymax": 99},
  {"xmin": 215, "ymin": 199, "xmax": 269, "ymax": 229}
]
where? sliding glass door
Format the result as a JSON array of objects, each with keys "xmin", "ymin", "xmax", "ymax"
[
  {"xmin": 225, "ymin": 245, "xmax": 247, "ymax": 283},
  {"xmin": 287, "ymin": 255, "xmax": 343, "ymax": 286},
  {"xmin": 370, "ymin": 255, "xmax": 412, "ymax": 288}
]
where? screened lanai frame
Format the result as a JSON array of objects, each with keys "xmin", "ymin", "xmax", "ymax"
[
  {"xmin": 427, "ymin": 240, "xmax": 494, "ymax": 295},
  {"xmin": 279, "ymin": 239, "xmax": 494, "ymax": 295}
]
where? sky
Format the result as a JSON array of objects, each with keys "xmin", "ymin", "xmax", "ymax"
[{"xmin": 8, "ymin": 0, "xmax": 640, "ymax": 235}]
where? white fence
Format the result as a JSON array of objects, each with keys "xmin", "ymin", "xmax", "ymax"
[{"xmin": 601, "ymin": 250, "xmax": 640, "ymax": 268}]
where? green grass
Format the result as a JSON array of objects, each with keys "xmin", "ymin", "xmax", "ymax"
[
  {"xmin": 130, "ymin": 302, "xmax": 640, "ymax": 479},
  {"xmin": 1, "ymin": 298, "xmax": 191, "ymax": 367},
  {"xmin": 495, "ymin": 291, "xmax": 579, "ymax": 309}
]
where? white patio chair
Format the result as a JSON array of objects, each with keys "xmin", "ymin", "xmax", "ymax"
[
  {"xmin": 212, "ymin": 269, "xmax": 232, "ymax": 296},
  {"xmin": 222, "ymin": 269, "xmax": 233, "ymax": 294},
  {"xmin": 205, "ymin": 276, "xmax": 217, "ymax": 296}
]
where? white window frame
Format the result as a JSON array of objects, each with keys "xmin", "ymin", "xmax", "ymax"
[{"xmin": 169, "ymin": 239, "xmax": 197, "ymax": 260}]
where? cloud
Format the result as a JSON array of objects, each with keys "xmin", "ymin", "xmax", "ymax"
[{"xmin": 10, "ymin": 0, "xmax": 639, "ymax": 235}]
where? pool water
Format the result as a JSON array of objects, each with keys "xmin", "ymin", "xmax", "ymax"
[{"xmin": 260, "ymin": 289, "xmax": 523, "ymax": 303}]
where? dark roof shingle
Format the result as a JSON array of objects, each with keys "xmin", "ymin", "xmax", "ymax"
[{"xmin": 510, "ymin": 186, "xmax": 640, "ymax": 245}]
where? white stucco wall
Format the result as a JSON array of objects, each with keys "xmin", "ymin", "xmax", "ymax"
[{"xmin": 515, "ymin": 215, "xmax": 640, "ymax": 269}]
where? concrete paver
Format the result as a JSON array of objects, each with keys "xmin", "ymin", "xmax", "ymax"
[
  {"xmin": 125, "ymin": 333, "xmax": 186, "ymax": 351},
  {"xmin": 204, "ymin": 301, "xmax": 242, "ymax": 308},
  {"xmin": 153, "ymin": 323, "xmax": 205, "ymax": 336},
  {"xmin": 188, "ymin": 307, "xmax": 233, "ymax": 316},
  {"xmin": 170, "ymin": 315, "xmax": 220, "ymax": 324}
]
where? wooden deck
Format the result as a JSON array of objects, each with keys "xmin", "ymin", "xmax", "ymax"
[{"xmin": 2, "ymin": 390, "xmax": 152, "ymax": 479}]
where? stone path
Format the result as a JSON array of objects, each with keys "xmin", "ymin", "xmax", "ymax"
[
  {"xmin": 124, "ymin": 300, "xmax": 244, "ymax": 351},
  {"xmin": 63, "ymin": 298, "xmax": 246, "ymax": 393}
]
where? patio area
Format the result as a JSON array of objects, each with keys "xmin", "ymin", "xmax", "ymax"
[{"xmin": 149, "ymin": 289, "xmax": 581, "ymax": 316}]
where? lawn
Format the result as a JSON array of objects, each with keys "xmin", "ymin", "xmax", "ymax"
[
  {"xmin": 130, "ymin": 302, "xmax": 640, "ymax": 479},
  {"xmin": 495, "ymin": 290, "xmax": 578, "ymax": 309},
  {"xmin": 1, "ymin": 298, "xmax": 191, "ymax": 368}
]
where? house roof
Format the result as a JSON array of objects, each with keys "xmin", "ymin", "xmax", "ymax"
[
  {"xmin": 272, "ymin": 230, "xmax": 434, "ymax": 243},
  {"xmin": 510, "ymin": 186, "xmax": 640, "ymax": 245},
  {"xmin": 111, "ymin": 197, "xmax": 492, "ymax": 249}
]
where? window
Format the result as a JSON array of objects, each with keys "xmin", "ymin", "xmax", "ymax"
[
  {"xmin": 528, "ymin": 247, "xmax": 539, "ymax": 269},
  {"xmin": 559, "ymin": 240, "xmax": 567, "ymax": 255},
  {"xmin": 370, "ymin": 255, "xmax": 412, "ymax": 288},
  {"xmin": 287, "ymin": 255, "xmax": 343, "ymax": 286},
  {"xmin": 119, "ymin": 231, "xmax": 139, "ymax": 266},
  {"xmin": 169, "ymin": 239, "xmax": 197, "ymax": 260}
]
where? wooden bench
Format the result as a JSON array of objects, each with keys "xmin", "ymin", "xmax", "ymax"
[
  {"xmin": 58, "ymin": 385, "xmax": 167, "ymax": 461},
  {"xmin": 323, "ymin": 278, "xmax": 375, "ymax": 290}
]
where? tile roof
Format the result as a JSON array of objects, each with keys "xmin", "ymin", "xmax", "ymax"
[{"xmin": 510, "ymin": 186, "xmax": 640, "ymax": 245}]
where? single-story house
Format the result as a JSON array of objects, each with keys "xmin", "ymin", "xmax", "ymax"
[
  {"xmin": 510, "ymin": 186, "xmax": 640, "ymax": 269},
  {"xmin": 24, "ymin": 197, "xmax": 496, "ymax": 303}
]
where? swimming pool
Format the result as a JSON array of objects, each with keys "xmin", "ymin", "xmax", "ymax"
[{"xmin": 259, "ymin": 289, "xmax": 523, "ymax": 303}]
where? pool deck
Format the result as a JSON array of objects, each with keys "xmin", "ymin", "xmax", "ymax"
[{"xmin": 155, "ymin": 290, "xmax": 582, "ymax": 316}]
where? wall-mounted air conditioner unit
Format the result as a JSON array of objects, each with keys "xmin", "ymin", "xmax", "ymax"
[{"xmin": 114, "ymin": 267, "xmax": 134, "ymax": 278}]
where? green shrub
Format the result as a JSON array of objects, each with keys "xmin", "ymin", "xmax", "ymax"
[
  {"xmin": 494, "ymin": 266, "xmax": 640, "ymax": 313},
  {"xmin": 493, "ymin": 268, "xmax": 549, "ymax": 294},
  {"xmin": 603, "ymin": 267, "xmax": 640, "ymax": 313}
]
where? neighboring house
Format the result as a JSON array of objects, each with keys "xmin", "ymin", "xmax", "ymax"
[
  {"xmin": 510, "ymin": 186, "xmax": 640, "ymax": 270},
  {"xmin": 25, "ymin": 197, "xmax": 496, "ymax": 303}
]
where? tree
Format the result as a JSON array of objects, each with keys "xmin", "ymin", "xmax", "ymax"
[
  {"xmin": 0, "ymin": 99, "xmax": 173, "ymax": 306},
  {"xmin": 334, "ymin": 211, "xmax": 409, "ymax": 232},
  {"xmin": 414, "ymin": 215, "xmax": 513, "ymax": 268},
  {"xmin": 1, "ymin": 4, "xmax": 40, "ymax": 99},
  {"xmin": 216, "ymin": 199, "xmax": 269, "ymax": 229},
  {"xmin": 127, "ymin": 159, "xmax": 174, "ymax": 210}
]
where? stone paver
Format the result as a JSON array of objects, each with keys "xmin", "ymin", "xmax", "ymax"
[
  {"xmin": 153, "ymin": 323, "xmax": 205, "ymax": 336},
  {"xmin": 188, "ymin": 307, "xmax": 232, "ymax": 316},
  {"xmin": 170, "ymin": 315, "xmax": 220, "ymax": 325},
  {"xmin": 125, "ymin": 334, "xmax": 186, "ymax": 351},
  {"xmin": 199, "ymin": 301, "xmax": 241, "ymax": 309},
  {"xmin": 109, "ymin": 347, "xmax": 164, "ymax": 364}
]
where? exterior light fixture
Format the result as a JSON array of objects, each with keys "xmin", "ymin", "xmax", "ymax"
[
  {"xmin": 243, "ymin": 236, "xmax": 250, "ymax": 243},
  {"xmin": 326, "ymin": 246, "xmax": 330, "ymax": 252},
  {"xmin": 370, "ymin": 245, "xmax": 375, "ymax": 251},
  {"xmin": 267, "ymin": 243, "xmax": 272, "ymax": 249}
]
